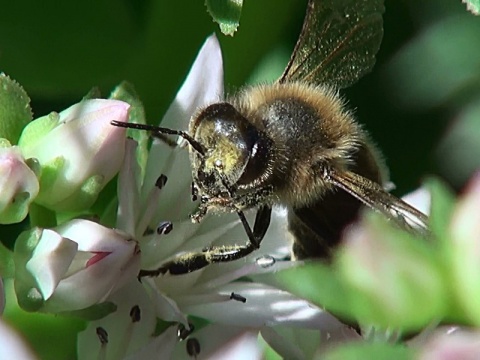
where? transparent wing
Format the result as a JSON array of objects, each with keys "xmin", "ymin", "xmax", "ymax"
[
  {"xmin": 325, "ymin": 168, "xmax": 429, "ymax": 234},
  {"xmin": 279, "ymin": 0, "xmax": 385, "ymax": 89}
]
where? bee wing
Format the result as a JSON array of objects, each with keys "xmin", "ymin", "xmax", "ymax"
[
  {"xmin": 325, "ymin": 168, "xmax": 429, "ymax": 234},
  {"xmin": 279, "ymin": 0, "xmax": 385, "ymax": 89}
]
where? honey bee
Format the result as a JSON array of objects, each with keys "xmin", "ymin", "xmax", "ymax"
[{"xmin": 112, "ymin": 0, "xmax": 428, "ymax": 275}]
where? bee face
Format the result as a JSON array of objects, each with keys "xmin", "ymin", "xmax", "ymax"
[{"xmin": 190, "ymin": 103, "xmax": 274, "ymax": 212}]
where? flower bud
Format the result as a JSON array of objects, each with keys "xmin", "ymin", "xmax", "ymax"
[
  {"xmin": 419, "ymin": 328, "xmax": 480, "ymax": 360},
  {"xmin": 449, "ymin": 173, "xmax": 480, "ymax": 324},
  {"xmin": 338, "ymin": 215, "xmax": 445, "ymax": 330},
  {"xmin": 18, "ymin": 99, "xmax": 129, "ymax": 212},
  {"xmin": 14, "ymin": 219, "xmax": 140, "ymax": 313},
  {"xmin": 0, "ymin": 142, "xmax": 39, "ymax": 224}
]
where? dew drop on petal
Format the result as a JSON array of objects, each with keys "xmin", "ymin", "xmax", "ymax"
[{"xmin": 256, "ymin": 255, "xmax": 276, "ymax": 268}]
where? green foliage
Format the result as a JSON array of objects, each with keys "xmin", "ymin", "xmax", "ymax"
[
  {"xmin": 0, "ymin": 74, "xmax": 32, "ymax": 144},
  {"xmin": 205, "ymin": 0, "xmax": 244, "ymax": 36},
  {"xmin": 324, "ymin": 342, "xmax": 414, "ymax": 360}
]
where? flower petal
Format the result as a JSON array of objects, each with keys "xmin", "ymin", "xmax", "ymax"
[
  {"xmin": 141, "ymin": 34, "xmax": 224, "ymax": 226},
  {"xmin": 26, "ymin": 229, "xmax": 78, "ymax": 300},
  {"xmin": 177, "ymin": 282, "xmax": 338, "ymax": 329}
]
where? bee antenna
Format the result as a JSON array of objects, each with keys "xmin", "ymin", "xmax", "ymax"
[{"xmin": 111, "ymin": 120, "xmax": 206, "ymax": 156}]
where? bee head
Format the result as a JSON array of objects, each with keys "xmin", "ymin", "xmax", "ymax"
[{"xmin": 189, "ymin": 103, "xmax": 271, "ymax": 208}]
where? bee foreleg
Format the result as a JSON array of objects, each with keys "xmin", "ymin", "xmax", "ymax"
[{"xmin": 138, "ymin": 206, "xmax": 272, "ymax": 276}]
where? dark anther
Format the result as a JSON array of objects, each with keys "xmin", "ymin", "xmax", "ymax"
[
  {"xmin": 186, "ymin": 337, "xmax": 201, "ymax": 358},
  {"xmin": 157, "ymin": 221, "xmax": 173, "ymax": 235},
  {"xmin": 96, "ymin": 327, "xmax": 109, "ymax": 345},
  {"xmin": 130, "ymin": 305, "xmax": 141, "ymax": 323},
  {"xmin": 177, "ymin": 323, "xmax": 195, "ymax": 341},
  {"xmin": 230, "ymin": 292, "xmax": 247, "ymax": 303},
  {"xmin": 155, "ymin": 174, "xmax": 168, "ymax": 189}
]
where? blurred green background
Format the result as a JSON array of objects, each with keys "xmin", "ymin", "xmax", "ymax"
[{"xmin": 1, "ymin": 0, "xmax": 479, "ymax": 357}]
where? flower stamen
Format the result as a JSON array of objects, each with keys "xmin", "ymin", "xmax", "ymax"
[{"xmin": 95, "ymin": 327, "xmax": 108, "ymax": 360}]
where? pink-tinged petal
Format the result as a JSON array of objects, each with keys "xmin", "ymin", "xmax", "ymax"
[
  {"xmin": 0, "ymin": 145, "xmax": 39, "ymax": 224},
  {"xmin": 86, "ymin": 252, "xmax": 111, "ymax": 267},
  {"xmin": 22, "ymin": 220, "xmax": 140, "ymax": 312},
  {"xmin": 0, "ymin": 319, "xmax": 38, "ymax": 360},
  {"xmin": 43, "ymin": 243, "xmax": 139, "ymax": 312},
  {"xmin": 450, "ymin": 171, "xmax": 480, "ymax": 245},
  {"xmin": 19, "ymin": 99, "xmax": 130, "ymax": 211},
  {"xmin": 418, "ymin": 328, "xmax": 480, "ymax": 360},
  {"xmin": 449, "ymin": 172, "xmax": 480, "ymax": 323}
]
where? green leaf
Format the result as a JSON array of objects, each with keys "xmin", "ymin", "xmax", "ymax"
[
  {"xmin": 324, "ymin": 342, "xmax": 414, "ymax": 360},
  {"xmin": 205, "ymin": 0, "xmax": 243, "ymax": 36},
  {"xmin": 0, "ymin": 74, "xmax": 33, "ymax": 145},
  {"xmin": 462, "ymin": 0, "xmax": 480, "ymax": 15}
]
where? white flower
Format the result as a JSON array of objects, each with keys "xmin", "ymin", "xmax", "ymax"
[
  {"xmin": 18, "ymin": 99, "xmax": 130, "ymax": 211},
  {"xmin": 78, "ymin": 35, "xmax": 343, "ymax": 360}
]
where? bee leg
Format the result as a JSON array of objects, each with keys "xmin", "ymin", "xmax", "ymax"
[{"xmin": 139, "ymin": 205, "xmax": 272, "ymax": 277}]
